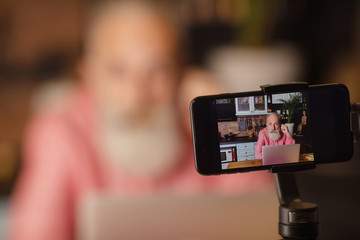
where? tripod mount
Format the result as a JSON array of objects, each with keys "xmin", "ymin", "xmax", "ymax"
[{"xmin": 273, "ymin": 172, "xmax": 319, "ymax": 240}]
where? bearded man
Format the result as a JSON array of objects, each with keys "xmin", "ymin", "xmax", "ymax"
[
  {"xmin": 10, "ymin": 2, "xmax": 271, "ymax": 240},
  {"xmin": 255, "ymin": 113, "xmax": 295, "ymax": 159}
]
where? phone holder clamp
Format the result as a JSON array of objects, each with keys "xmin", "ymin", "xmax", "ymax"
[{"xmin": 350, "ymin": 102, "xmax": 360, "ymax": 142}]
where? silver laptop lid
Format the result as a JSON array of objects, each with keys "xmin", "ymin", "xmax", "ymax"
[{"xmin": 262, "ymin": 144, "xmax": 300, "ymax": 166}]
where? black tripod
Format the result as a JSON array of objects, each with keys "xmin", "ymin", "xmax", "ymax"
[{"xmin": 274, "ymin": 172, "xmax": 319, "ymax": 240}]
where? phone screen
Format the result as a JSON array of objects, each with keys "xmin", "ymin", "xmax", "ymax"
[
  {"xmin": 215, "ymin": 91, "xmax": 313, "ymax": 171},
  {"xmin": 191, "ymin": 84, "xmax": 353, "ymax": 175}
]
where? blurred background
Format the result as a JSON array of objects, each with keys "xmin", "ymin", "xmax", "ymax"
[{"xmin": 1, "ymin": 0, "xmax": 360, "ymax": 239}]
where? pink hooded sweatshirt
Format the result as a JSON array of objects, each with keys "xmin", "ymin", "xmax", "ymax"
[{"xmin": 10, "ymin": 85, "xmax": 272, "ymax": 240}]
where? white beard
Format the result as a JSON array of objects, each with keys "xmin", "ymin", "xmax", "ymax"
[
  {"xmin": 268, "ymin": 129, "xmax": 281, "ymax": 141},
  {"xmin": 98, "ymin": 104, "xmax": 184, "ymax": 179}
]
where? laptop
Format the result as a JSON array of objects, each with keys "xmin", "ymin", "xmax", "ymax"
[
  {"xmin": 262, "ymin": 144, "xmax": 300, "ymax": 166},
  {"xmin": 77, "ymin": 192, "xmax": 279, "ymax": 240}
]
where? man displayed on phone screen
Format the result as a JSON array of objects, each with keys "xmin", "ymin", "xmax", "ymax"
[{"xmin": 255, "ymin": 113, "xmax": 295, "ymax": 159}]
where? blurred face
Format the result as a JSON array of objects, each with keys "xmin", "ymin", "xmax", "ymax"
[
  {"xmin": 81, "ymin": 7, "xmax": 185, "ymax": 178},
  {"xmin": 82, "ymin": 10, "xmax": 179, "ymax": 121}
]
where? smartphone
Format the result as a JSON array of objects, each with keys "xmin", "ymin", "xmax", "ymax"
[{"xmin": 190, "ymin": 83, "xmax": 353, "ymax": 175}]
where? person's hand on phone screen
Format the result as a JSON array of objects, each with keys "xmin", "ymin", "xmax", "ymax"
[{"xmin": 281, "ymin": 124, "xmax": 291, "ymax": 137}]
